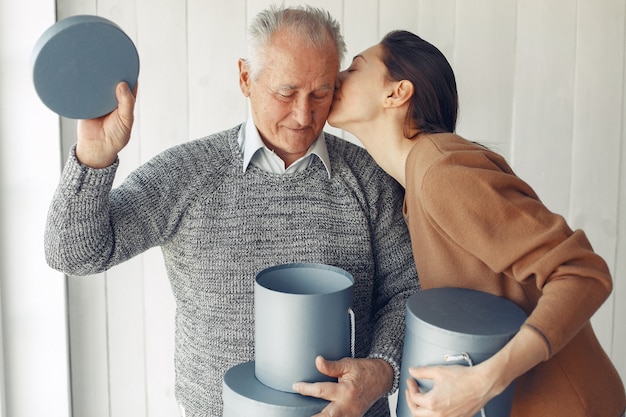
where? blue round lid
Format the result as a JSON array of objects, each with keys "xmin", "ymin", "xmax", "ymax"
[
  {"xmin": 222, "ymin": 361, "xmax": 328, "ymax": 416},
  {"xmin": 31, "ymin": 15, "xmax": 139, "ymax": 119},
  {"xmin": 406, "ymin": 288, "xmax": 527, "ymax": 347}
]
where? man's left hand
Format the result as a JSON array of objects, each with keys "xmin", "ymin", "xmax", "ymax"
[{"xmin": 292, "ymin": 356, "xmax": 393, "ymax": 417}]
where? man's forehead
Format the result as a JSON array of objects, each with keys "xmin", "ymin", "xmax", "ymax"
[
  {"xmin": 262, "ymin": 68, "xmax": 336, "ymax": 92},
  {"xmin": 258, "ymin": 40, "xmax": 339, "ymax": 92}
]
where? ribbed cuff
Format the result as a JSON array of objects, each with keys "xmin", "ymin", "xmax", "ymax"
[
  {"xmin": 62, "ymin": 145, "xmax": 119, "ymax": 194},
  {"xmin": 367, "ymin": 353, "xmax": 401, "ymax": 396}
]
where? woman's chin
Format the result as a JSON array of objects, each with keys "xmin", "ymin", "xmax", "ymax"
[{"xmin": 326, "ymin": 113, "xmax": 344, "ymax": 130}]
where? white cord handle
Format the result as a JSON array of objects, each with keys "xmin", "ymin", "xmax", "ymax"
[
  {"xmin": 444, "ymin": 352, "xmax": 487, "ymax": 417},
  {"xmin": 348, "ymin": 307, "xmax": 355, "ymax": 358}
]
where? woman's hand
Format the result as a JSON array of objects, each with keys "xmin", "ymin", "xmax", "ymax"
[
  {"xmin": 405, "ymin": 364, "xmax": 493, "ymax": 417},
  {"xmin": 76, "ymin": 81, "xmax": 137, "ymax": 168},
  {"xmin": 404, "ymin": 326, "xmax": 548, "ymax": 417}
]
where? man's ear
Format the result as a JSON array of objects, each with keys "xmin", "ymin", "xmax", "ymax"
[
  {"xmin": 238, "ymin": 58, "xmax": 251, "ymax": 97},
  {"xmin": 384, "ymin": 80, "xmax": 414, "ymax": 108}
]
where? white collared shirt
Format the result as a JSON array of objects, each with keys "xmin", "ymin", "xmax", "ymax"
[{"xmin": 238, "ymin": 115, "xmax": 332, "ymax": 178}]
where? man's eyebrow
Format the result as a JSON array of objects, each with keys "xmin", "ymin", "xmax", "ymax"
[
  {"xmin": 277, "ymin": 84, "xmax": 334, "ymax": 92},
  {"xmin": 277, "ymin": 84, "xmax": 298, "ymax": 90},
  {"xmin": 317, "ymin": 84, "xmax": 335, "ymax": 91}
]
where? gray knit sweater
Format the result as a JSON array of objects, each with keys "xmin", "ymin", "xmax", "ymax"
[{"xmin": 45, "ymin": 125, "xmax": 419, "ymax": 417}]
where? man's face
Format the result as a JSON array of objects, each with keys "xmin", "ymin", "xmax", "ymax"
[{"xmin": 239, "ymin": 29, "xmax": 339, "ymax": 166}]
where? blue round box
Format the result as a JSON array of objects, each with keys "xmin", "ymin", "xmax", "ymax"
[
  {"xmin": 397, "ymin": 288, "xmax": 527, "ymax": 417},
  {"xmin": 222, "ymin": 361, "xmax": 328, "ymax": 417},
  {"xmin": 254, "ymin": 263, "xmax": 354, "ymax": 393}
]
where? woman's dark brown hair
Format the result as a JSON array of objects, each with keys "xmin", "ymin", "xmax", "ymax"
[{"xmin": 380, "ymin": 30, "xmax": 458, "ymax": 137}]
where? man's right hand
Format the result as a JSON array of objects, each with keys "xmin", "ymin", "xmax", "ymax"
[{"xmin": 76, "ymin": 81, "xmax": 137, "ymax": 168}]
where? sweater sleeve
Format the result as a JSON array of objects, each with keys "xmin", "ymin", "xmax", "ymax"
[
  {"xmin": 362, "ymin": 161, "xmax": 420, "ymax": 394},
  {"xmin": 420, "ymin": 150, "xmax": 612, "ymax": 358},
  {"xmin": 44, "ymin": 144, "xmax": 198, "ymax": 276}
]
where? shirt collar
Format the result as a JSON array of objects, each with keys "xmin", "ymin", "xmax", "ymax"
[{"xmin": 238, "ymin": 114, "xmax": 332, "ymax": 178}]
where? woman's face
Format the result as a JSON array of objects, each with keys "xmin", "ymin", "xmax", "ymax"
[{"xmin": 328, "ymin": 44, "xmax": 392, "ymax": 132}]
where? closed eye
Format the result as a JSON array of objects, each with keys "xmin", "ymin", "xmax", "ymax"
[
  {"xmin": 275, "ymin": 91, "xmax": 296, "ymax": 102},
  {"xmin": 311, "ymin": 90, "xmax": 333, "ymax": 100}
]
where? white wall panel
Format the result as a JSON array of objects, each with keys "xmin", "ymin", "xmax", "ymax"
[
  {"xmin": 571, "ymin": 0, "xmax": 625, "ymax": 351},
  {"xmin": 511, "ymin": 0, "xmax": 577, "ymax": 216},
  {"xmin": 453, "ymin": 0, "xmax": 517, "ymax": 157},
  {"xmin": 343, "ymin": 0, "xmax": 379, "ymax": 56},
  {"xmin": 379, "ymin": 0, "xmax": 419, "ymax": 37},
  {"xmin": 67, "ymin": 275, "xmax": 110, "ymax": 417},
  {"xmin": 415, "ymin": 0, "xmax": 456, "ymax": 62},
  {"xmin": 136, "ymin": 0, "xmax": 189, "ymax": 161},
  {"xmin": 0, "ymin": 0, "xmax": 71, "ymax": 416},
  {"xmin": 188, "ymin": 1, "xmax": 247, "ymax": 140}
]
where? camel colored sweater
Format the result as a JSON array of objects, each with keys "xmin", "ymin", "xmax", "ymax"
[{"xmin": 403, "ymin": 133, "xmax": 625, "ymax": 417}]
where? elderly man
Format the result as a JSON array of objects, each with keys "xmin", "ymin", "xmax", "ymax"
[{"xmin": 45, "ymin": 5, "xmax": 418, "ymax": 416}]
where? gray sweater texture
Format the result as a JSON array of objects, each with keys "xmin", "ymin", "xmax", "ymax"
[{"xmin": 45, "ymin": 125, "xmax": 419, "ymax": 417}]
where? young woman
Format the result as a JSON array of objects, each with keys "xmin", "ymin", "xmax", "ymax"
[{"xmin": 329, "ymin": 30, "xmax": 625, "ymax": 417}]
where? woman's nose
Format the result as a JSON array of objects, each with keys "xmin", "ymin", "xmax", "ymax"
[{"xmin": 336, "ymin": 70, "xmax": 347, "ymax": 87}]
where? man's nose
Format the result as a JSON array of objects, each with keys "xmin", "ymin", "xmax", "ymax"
[{"xmin": 292, "ymin": 97, "xmax": 314, "ymax": 125}]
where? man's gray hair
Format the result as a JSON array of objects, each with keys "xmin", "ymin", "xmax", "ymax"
[{"xmin": 245, "ymin": 4, "xmax": 347, "ymax": 79}]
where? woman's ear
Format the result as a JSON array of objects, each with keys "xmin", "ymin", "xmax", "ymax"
[{"xmin": 384, "ymin": 80, "xmax": 414, "ymax": 108}]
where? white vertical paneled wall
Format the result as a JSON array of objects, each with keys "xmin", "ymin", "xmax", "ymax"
[
  {"xmin": 1, "ymin": 1, "xmax": 624, "ymax": 417},
  {"xmin": 0, "ymin": 0, "xmax": 71, "ymax": 417}
]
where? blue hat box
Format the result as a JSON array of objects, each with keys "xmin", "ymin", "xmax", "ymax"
[
  {"xmin": 254, "ymin": 263, "xmax": 354, "ymax": 392},
  {"xmin": 222, "ymin": 361, "xmax": 328, "ymax": 417},
  {"xmin": 223, "ymin": 263, "xmax": 355, "ymax": 416},
  {"xmin": 396, "ymin": 288, "xmax": 527, "ymax": 417}
]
